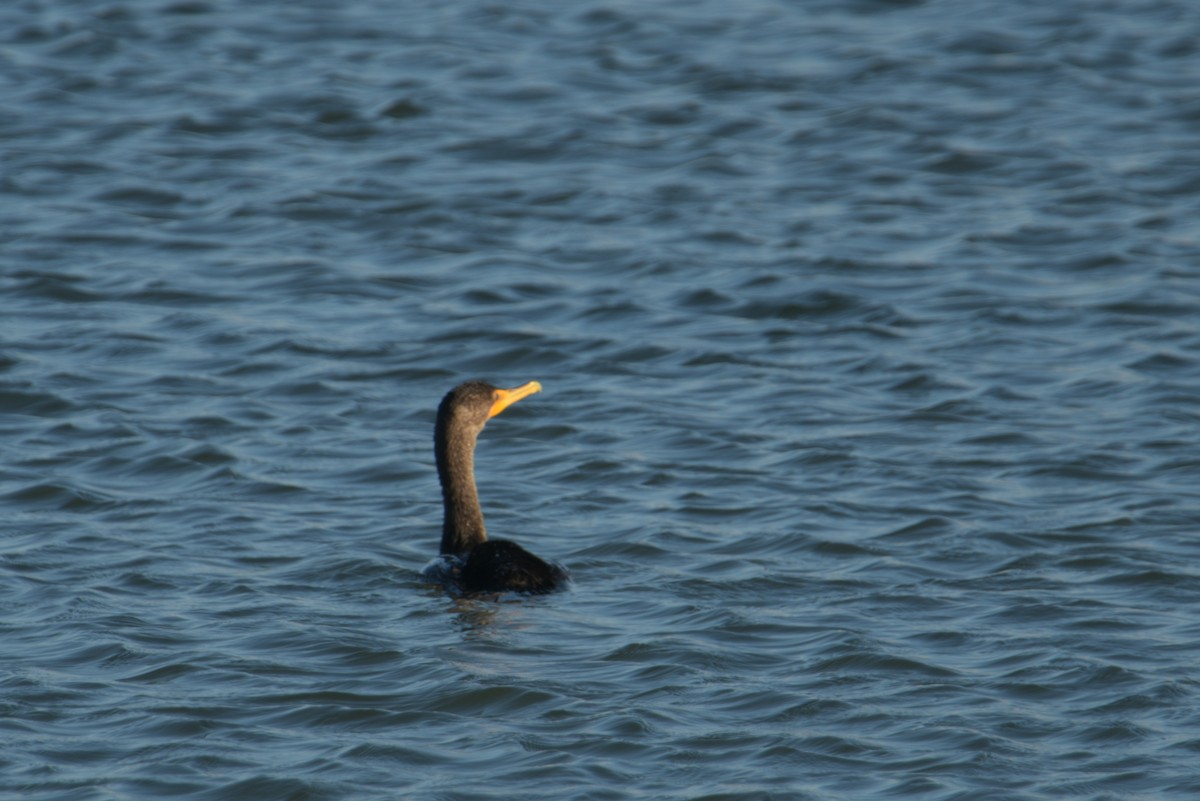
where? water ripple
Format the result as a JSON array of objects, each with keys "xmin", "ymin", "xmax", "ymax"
[{"xmin": 4, "ymin": 0, "xmax": 1200, "ymax": 799}]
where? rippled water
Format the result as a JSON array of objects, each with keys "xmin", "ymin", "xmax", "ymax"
[{"xmin": 4, "ymin": 0, "xmax": 1200, "ymax": 798}]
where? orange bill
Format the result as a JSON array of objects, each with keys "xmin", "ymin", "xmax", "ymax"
[{"xmin": 488, "ymin": 380, "xmax": 542, "ymax": 418}]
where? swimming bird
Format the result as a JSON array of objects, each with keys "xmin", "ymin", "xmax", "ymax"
[{"xmin": 425, "ymin": 380, "xmax": 568, "ymax": 595}]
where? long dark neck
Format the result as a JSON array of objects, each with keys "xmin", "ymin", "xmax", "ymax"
[{"xmin": 435, "ymin": 416, "xmax": 487, "ymax": 556}]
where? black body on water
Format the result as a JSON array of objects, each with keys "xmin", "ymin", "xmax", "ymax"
[{"xmin": 430, "ymin": 380, "xmax": 567, "ymax": 595}]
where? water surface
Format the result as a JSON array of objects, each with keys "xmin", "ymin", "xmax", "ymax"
[{"xmin": 3, "ymin": 0, "xmax": 1200, "ymax": 799}]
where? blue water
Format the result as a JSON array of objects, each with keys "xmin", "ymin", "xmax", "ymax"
[{"xmin": 4, "ymin": 0, "xmax": 1200, "ymax": 799}]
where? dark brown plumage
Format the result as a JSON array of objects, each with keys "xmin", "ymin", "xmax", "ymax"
[{"xmin": 430, "ymin": 380, "xmax": 567, "ymax": 595}]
